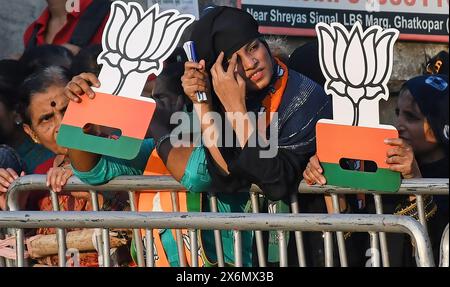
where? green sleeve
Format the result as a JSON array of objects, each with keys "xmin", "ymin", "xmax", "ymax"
[
  {"xmin": 72, "ymin": 138, "xmax": 155, "ymax": 185},
  {"xmin": 180, "ymin": 145, "xmax": 211, "ymax": 193}
]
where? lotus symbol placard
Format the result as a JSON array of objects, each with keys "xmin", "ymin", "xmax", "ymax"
[
  {"xmin": 57, "ymin": 2, "xmax": 195, "ymax": 159},
  {"xmin": 316, "ymin": 22, "xmax": 399, "ymax": 126},
  {"xmin": 97, "ymin": 2, "xmax": 195, "ymax": 99},
  {"xmin": 314, "ymin": 22, "xmax": 401, "ymax": 193}
]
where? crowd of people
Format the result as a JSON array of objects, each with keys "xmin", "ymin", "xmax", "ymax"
[{"xmin": 0, "ymin": 1, "xmax": 448, "ymax": 267}]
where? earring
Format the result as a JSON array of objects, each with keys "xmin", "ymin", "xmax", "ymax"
[
  {"xmin": 32, "ymin": 136, "xmax": 40, "ymax": 144},
  {"xmin": 15, "ymin": 120, "xmax": 22, "ymax": 126}
]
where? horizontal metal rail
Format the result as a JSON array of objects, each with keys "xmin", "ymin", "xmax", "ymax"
[
  {"xmin": 0, "ymin": 212, "xmax": 435, "ymax": 267},
  {"xmin": 3, "ymin": 175, "xmax": 447, "ymax": 268},
  {"xmin": 6, "ymin": 175, "xmax": 449, "ymax": 211}
]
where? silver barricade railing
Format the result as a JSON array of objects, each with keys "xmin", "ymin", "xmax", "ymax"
[
  {"xmin": 0, "ymin": 211, "xmax": 435, "ymax": 267},
  {"xmin": 299, "ymin": 178, "xmax": 449, "ymax": 267},
  {"xmin": 4, "ymin": 175, "xmax": 449, "ymax": 267},
  {"xmin": 440, "ymin": 224, "xmax": 449, "ymax": 267}
]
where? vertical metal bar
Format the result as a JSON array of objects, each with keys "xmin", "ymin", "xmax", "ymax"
[
  {"xmin": 324, "ymin": 232, "xmax": 334, "ymax": 267},
  {"xmin": 102, "ymin": 228, "xmax": 111, "ymax": 267},
  {"xmin": 128, "ymin": 191, "xmax": 145, "ymax": 267},
  {"xmin": 233, "ymin": 230, "xmax": 243, "ymax": 267},
  {"xmin": 373, "ymin": 194, "xmax": 390, "ymax": 267},
  {"xmin": 278, "ymin": 230, "xmax": 288, "ymax": 267},
  {"xmin": 145, "ymin": 229, "xmax": 154, "ymax": 267},
  {"xmin": 415, "ymin": 195, "xmax": 428, "ymax": 231},
  {"xmin": 369, "ymin": 232, "xmax": 381, "ymax": 267},
  {"xmin": 331, "ymin": 194, "xmax": 348, "ymax": 267},
  {"xmin": 89, "ymin": 191, "xmax": 107, "ymax": 267},
  {"xmin": 440, "ymin": 224, "xmax": 449, "ymax": 267},
  {"xmin": 250, "ymin": 192, "xmax": 266, "ymax": 267},
  {"xmin": 209, "ymin": 193, "xmax": 225, "ymax": 267},
  {"xmin": 415, "ymin": 194, "xmax": 429, "ymax": 267},
  {"xmin": 170, "ymin": 192, "xmax": 187, "ymax": 267},
  {"xmin": 15, "ymin": 228, "xmax": 25, "ymax": 267},
  {"xmin": 50, "ymin": 190, "xmax": 66, "ymax": 267},
  {"xmin": 189, "ymin": 229, "xmax": 198, "ymax": 267},
  {"xmin": 290, "ymin": 193, "xmax": 306, "ymax": 267}
]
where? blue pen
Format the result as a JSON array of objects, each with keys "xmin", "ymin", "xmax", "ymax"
[{"xmin": 183, "ymin": 41, "xmax": 207, "ymax": 102}]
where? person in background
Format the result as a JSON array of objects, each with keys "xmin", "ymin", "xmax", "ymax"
[
  {"xmin": 20, "ymin": 44, "xmax": 74, "ymax": 75},
  {"xmin": 69, "ymin": 44, "xmax": 102, "ymax": 76},
  {"xmin": 288, "ymin": 40, "xmax": 326, "ymax": 87},
  {"xmin": 23, "ymin": 0, "xmax": 110, "ymax": 55},
  {"xmin": 395, "ymin": 74, "xmax": 449, "ymax": 265},
  {"xmin": 304, "ymin": 74, "xmax": 449, "ymax": 266},
  {"xmin": 425, "ymin": 50, "xmax": 448, "ymax": 76},
  {"xmin": 182, "ymin": 6, "xmax": 332, "ymax": 266},
  {"xmin": 62, "ymin": 61, "xmax": 211, "ymax": 267},
  {"xmin": 0, "ymin": 59, "xmax": 54, "ymax": 174}
]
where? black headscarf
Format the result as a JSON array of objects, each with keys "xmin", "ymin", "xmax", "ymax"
[
  {"xmin": 404, "ymin": 74, "xmax": 449, "ymax": 149},
  {"xmin": 190, "ymin": 6, "xmax": 261, "ymax": 70},
  {"xmin": 188, "ymin": 6, "xmax": 332, "ymax": 200}
]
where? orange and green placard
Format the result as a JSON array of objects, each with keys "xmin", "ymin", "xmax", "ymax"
[
  {"xmin": 57, "ymin": 92, "xmax": 156, "ymax": 160},
  {"xmin": 316, "ymin": 120, "xmax": 401, "ymax": 192}
]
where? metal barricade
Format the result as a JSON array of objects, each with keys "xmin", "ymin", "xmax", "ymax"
[
  {"xmin": 440, "ymin": 224, "xmax": 449, "ymax": 267},
  {"xmin": 298, "ymin": 178, "xmax": 449, "ymax": 267},
  {"xmin": 3, "ymin": 175, "xmax": 448, "ymax": 267},
  {"xmin": 0, "ymin": 211, "xmax": 435, "ymax": 267}
]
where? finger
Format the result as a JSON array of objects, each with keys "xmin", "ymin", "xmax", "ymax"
[
  {"xmin": 72, "ymin": 77, "xmax": 95, "ymax": 98},
  {"xmin": 6, "ymin": 168, "xmax": 19, "ymax": 180},
  {"xmin": 20, "ymin": 171, "xmax": 25, "ymax": 177},
  {"xmin": 236, "ymin": 73, "xmax": 246, "ymax": 88},
  {"xmin": 46, "ymin": 168, "xmax": 53, "ymax": 187},
  {"xmin": 310, "ymin": 155, "xmax": 323, "ymax": 173},
  {"xmin": 384, "ymin": 138, "xmax": 404, "ymax": 147},
  {"xmin": 310, "ymin": 165, "xmax": 326, "ymax": 185},
  {"xmin": 61, "ymin": 170, "xmax": 73, "ymax": 188},
  {"xmin": 199, "ymin": 60, "xmax": 206, "ymax": 72},
  {"xmin": 214, "ymin": 52, "xmax": 225, "ymax": 75},
  {"xmin": 55, "ymin": 169, "xmax": 65, "ymax": 192},
  {"xmin": 67, "ymin": 81, "xmax": 85, "ymax": 96},
  {"xmin": 184, "ymin": 76, "xmax": 207, "ymax": 88},
  {"xmin": 227, "ymin": 53, "xmax": 238, "ymax": 76},
  {"xmin": 0, "ymin": 169, "xmax": 14, "ymax": 184},
  {"xmin": 386, "ymin": 146, "xmax": 407, "ymax": 158},
  {"xmin": 79, "ymin": 73, "xmax": 101, "ymax": 88},
  {"xmin": 386, "ymin": 155, "xmax": 404, "ymax": 165},
  {"xmin": 303, "ymin": 168, "xmax": 315, "ymax": 185},
  {"xmin": 0, "ymin": 177, "xmax": 10, "ymax": 190},
  {"xmin": 50, "ymin": 169, "xmax": 59, "ymax": 192},
  {"xmin": 64, "ymin": 87, "xmax": 82, "ymax": 103},
  {"xmin": 190, "ymin": 70, "xmax": 206, "ymax": 81},
  {"xmin": 388, "ymin": 164, "xmax": 407, "ymax": 173},
  {"xmin": 185, "ymin": 61, "xmax": 203, "ymax": 71}
]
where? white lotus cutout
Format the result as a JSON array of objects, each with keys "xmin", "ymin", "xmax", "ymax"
[
  {"xmin": 98, "ymin": 2, "xmax": 195, "ymax": 96},
  {"xmin": 316, "ymin": 22, "xmax": 399, "ymax": 126}
]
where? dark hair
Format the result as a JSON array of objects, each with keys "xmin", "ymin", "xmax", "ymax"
[
  {"xmin": 20, "ymin": 45, "xmax": 74, "ymax": 75},
  {"xmin": 402, "ymin": 74, "xmax": 449, "ymax": 149},
  {"xmin": 70, "ymin": 44, "xmax": 103, "ymax": 76},
  {"xmin": 17, "ymin": 66, "xmax": 71, "ymax": 125},
  {"xmin": 0, "ymin": 60, "xmax": 26, "ymax": 110}
]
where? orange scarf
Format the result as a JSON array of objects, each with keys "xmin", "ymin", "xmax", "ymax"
[{"xmin": 262, "ymin": 58, "xmax": 289, "ymax": 124}]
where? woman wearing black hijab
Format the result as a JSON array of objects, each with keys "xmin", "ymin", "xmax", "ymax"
[{"xmin": 182, "ymin": 6, "xmax": 332, "ymax": 266}]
